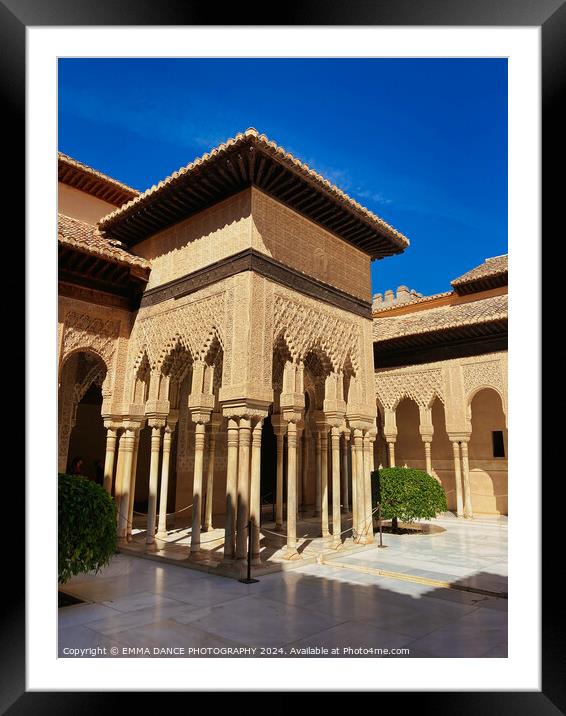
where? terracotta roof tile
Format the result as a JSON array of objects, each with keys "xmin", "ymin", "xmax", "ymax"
[
  {"xmin": 58, "ymin": 152, "xmax": 140, "ymax": 201},
  {"xmin": 373, "ymin": 293, "xmax": 507, "ymax": 342},
  {"xmin": 373, "ymin": 290, "xmax": 453, "ymax": 314},
  {"xmin": 98, "ymin": 128, "xmax": 409, "ymax": 252},
  {"xmin": 451, "ymin": 254, "xmax": 508, "ymax": 288},
  {"xmin": 58, "ymin": 213, "xmax": 151, "ymax": 271}
]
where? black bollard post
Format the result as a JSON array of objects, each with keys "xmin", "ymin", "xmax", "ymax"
[
  {"xmin": 239, "ymin": 518, "xmax": 259, "ymax": 584},
  {"xmin": 377, "ymin": 501, "xmax": 387, "ymax": 548}
]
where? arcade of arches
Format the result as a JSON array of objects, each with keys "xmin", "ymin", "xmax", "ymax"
[{"xmin": 57, "ymin": 130, "xmax": 508, "ymax": 569}]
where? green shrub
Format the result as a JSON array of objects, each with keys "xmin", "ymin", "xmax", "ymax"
[
  {"xmin": 371, "ymin": 467, "xmax": 447, "ymax": 529},
  {"xmin": 58, "ymin": 473, "xmax": 117, "ymax": 584}
]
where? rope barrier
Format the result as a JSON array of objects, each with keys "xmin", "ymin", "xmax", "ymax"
[{"xmin": 132, "ymin": 502, "xmax": 194, "ymax": 517}]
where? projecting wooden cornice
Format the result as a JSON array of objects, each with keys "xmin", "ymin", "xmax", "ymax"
[{"xmin": 97, "ymin": 128, "xmax": 409, "ymax": 259}]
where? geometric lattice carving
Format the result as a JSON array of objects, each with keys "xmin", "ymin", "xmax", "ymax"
[
  {"xmin": 463, "ymin": 360, "xmax": 504, "ymax": 401},
  {"xmin": 273, "ymin": 293, "xmax": 361, "ymax": 373},
  {"xmin": 375, "ymin": 368, "xmax": 443, "ymax": 409},
  {"xmin": 61, "ymin": 311, "xmax": 120, "ymax": 369},
  {"xmin": 133, "ymin": 291, "xmax": 225, "ymax": 370}
]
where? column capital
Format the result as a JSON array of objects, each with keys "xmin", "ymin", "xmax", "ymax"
[
  {"xmin": 448, "ymin": 432, "xmax": 471, "ymax": 443},
  {"xmin": 271, "ymin": 413, "xmax": 287, "ymax": 437},
  {"xmin": 122, "ymin": 418, "xmax": 144, "ymax": 432},
  {"xmin": 148, "ymin": 417, "xmax": 166, "ymax": 429},
  {"xmin": 221, "ymin": 397, "xmax": 270, "ymax": 421},
  {"xmin": 166, "ymin": 409, "xmax": 179, "ymax": 431},
  {"xmin": 365, "ymin": 427, "xmax": 377, "ymax": 442}
]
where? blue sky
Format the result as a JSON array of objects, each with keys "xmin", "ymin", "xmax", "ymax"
[{"xmin": 58, "ymin": 58, "xmax": 507, "ymax": 296}]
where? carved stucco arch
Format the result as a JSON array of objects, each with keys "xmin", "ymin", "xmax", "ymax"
[
  {"xmin": 272, "ymin": 293, "xmax": 361, "ymax": 379},
  {"xmin": 466, "ymin": 385, "xmax": 507, "ymax": 430},
  {"xmin": 59, "ymin": 311, "xmax": 120, "ymax": 396},
  {"xmin": 375, "ymin": 368, "xmax": 444, "ymax": 411}
]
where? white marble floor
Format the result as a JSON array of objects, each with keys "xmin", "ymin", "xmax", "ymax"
[{"xmin": 59, "ymin": 518, "xmax": 507, "ymax": 658}]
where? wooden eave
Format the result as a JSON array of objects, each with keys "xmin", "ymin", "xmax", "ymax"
[{"xmin": 98, "ymin": 136, "xmax": 408, "ymax": 259}]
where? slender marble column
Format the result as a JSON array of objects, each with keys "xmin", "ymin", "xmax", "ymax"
[
  {"xmin": 351, "ymin": 434, "xmax": 358, "ymax": 533},
  {"xmin": 452, "ymin": 441, "xmax": 464, "ymax": 517},
  {"xmin": 363, "ymin": 433, "xmax": 375, "ymax": 544},
  {"xmin": 388, "ymin": 440, "xmax": 396, "ymax": 467},
  {"xmin": 114, "ymin": 431, "xmax": 125, "ymax": 517},
  {"xmin": 156, "ymin": 423, "xmax": 175, "ymax": 539},
  {"xmin": 127, "ymin": 431, "xmax": 140, "ymax": 541},
  {"xmin": 117, "ymin": 428, "xmax": 136, "ymax": 541},
  {"xmin": 320, "ymin": 429, "xmax": 330, "ymax": 538},
  {"xmin": 424, "ymin": 441, "xmax": 432, "ymax": 475},
  {"xmin": 203, "ymin": 428, "xmax": 217, "ymax": 532},
  {"xmin": 236, "ymin": 418, "xmax": 252, "ymax": 560},
  {"xmin": 331, "ymin": 427, "xmax": 342, "ymax": 547},
  {"xmin": 341, "ymin": 433, "xmax": 350, "ymax": 512},
  {"xmin": 301, "ymin": 430, "xmax": 309, "ymax": 513},
  {"xmin": 223, "ymin": 418, "xmax": 239, "ymax": 561},
  {"xmin": 250, "ymin": 419, "xmax": 263, "ymax": 565},
  {"xmin": 297, "ymin": 425, "xmax": 303, "ymax": 511},
  {"xmin": 275, "ymin": 428, "xmax": 285, "ymax": 527},
  {"xmin": 190, "ymin": 422, "xmax": 206, "ymax": 556},
  {"xmin": 146, "ymin": 424, "xmax": 163, "ymax": 549},
  {"xmin": 103, "ymin": 428, "xmax": 118, "ymax": 494},
  {"xmin": 285, "ymin": 421, "xmax": 299, "ymax": 558},
  {"xmin": 461, "ymin": 440, "xmax": 473, "ymax": 518},
  {"xmin": 353, "ymin": 429, "xmax": 367, "ymax": 543},
  {"xmin": 314, "ymin": 431, "xmax": 322, "ymax": 517}
]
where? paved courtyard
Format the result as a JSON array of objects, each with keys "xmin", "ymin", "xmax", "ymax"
[{"xmin": 59, "ymin": 516, "xmax": 507, "ymax": 658}]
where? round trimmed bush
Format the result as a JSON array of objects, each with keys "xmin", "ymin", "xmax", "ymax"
[
  {"xmin": 371, "ymin": 467, "xmax": 447, "ymax": 530},
  {"xmin": 58, "ymin": 473, "xmax": 117, "ymax": 584}
]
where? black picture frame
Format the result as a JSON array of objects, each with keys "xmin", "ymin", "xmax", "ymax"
[{"xmin": 10, "ymin": 0, "xmax": 558, "ymax": 709}]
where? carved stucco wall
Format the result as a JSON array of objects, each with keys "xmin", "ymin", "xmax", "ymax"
[
  {"xmin": 375, "ymin": 351, "xmax": 508, "ymax": 515},
  {"xmin": 58, "ymin": 296, "xmax": 131, "ymax": 469},
  {"xmin": 375, "ymin": 352, "xmax": 507, "ymax": 429},
  {"xmin": 58, "ymin": 297, "xmax": 131, "ymax": 400}
]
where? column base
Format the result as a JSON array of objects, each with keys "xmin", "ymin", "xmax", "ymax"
[
  {"xmin": 145, "ymin": 541, "xmax": 159, "ymax": 553},
  {"xmin": 282, "ymin": 547, "xmax": 302, "ymax": 561},
  {"xmin": 330, "ymin": 539, "xmax": 343, "ymax": 550},
  {"xmin": 251, "ymin": 556, "xmax": 261, "ymax": 566},
  {"xmin": 155, "ymin": 531, "xmax": 168, "ymax": 542},
  {"xmin": 189, "ymin": 549, "xmax": 209, "ymax": 562}
]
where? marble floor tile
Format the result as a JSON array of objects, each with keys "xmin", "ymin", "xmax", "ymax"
[
  {"xmin": 86, "ymin": 602, "xmax": 205, "ymax": 635},
  {"xmin": 180, "ymin": 594, "xmax": 347, "ymax": 647},
  {"xmin": 58, "ymin": 624, "xmax": 126, "ymax": 657},
  {"xmin": 101, "ymin": 590, "xmax": 187, "ymax": 613},
  {"xmin": 58, "ymin": 602, "xmax": 122, "ymax": 629},
  {"xmin": 115, "ymin": 618, "xmax": 248, "ymax": 654},
  {"xmin": 284, "ymin": 620, "xmax": 415, "ymax": 655}
]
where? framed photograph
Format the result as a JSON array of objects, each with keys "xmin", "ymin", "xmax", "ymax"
[{"xmin": 10, "ymin": 0, "xmax": 558, "ymax": 707}]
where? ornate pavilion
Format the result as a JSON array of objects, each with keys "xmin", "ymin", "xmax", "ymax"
[{"xmin": 58, "ymin": 129, "xmax": 508, "ymax": 570}]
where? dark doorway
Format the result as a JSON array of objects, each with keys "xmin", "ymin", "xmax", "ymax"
[{"xmin": 67, "ymin": 382, "xmax": 105, "ymax": 484}]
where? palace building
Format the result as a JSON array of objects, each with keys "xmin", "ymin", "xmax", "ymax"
[{"xmin": 58, "ymin": 129, "xmax": 508, "ymax": 568}]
